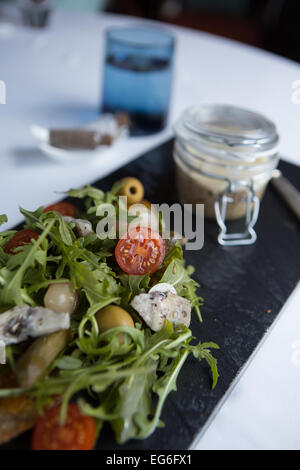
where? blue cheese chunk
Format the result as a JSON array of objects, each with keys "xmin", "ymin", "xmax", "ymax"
[
  {"xmin": 149, "ymin": 283, "xmax": 177, "ymax": 295},
  {"xmin": 130, "ymin": 290, "xmax": 191, "ymax": 331},
  {"xmin": 63, "ymin": 217, "xmax": 93, "ymax": 237},
  {"xmin": 0, "ymin": 340, "xmax": 5, "ymax": 365},
  {"xmin": 0, "ymin": 305, "xmax": 70, "ymax": 347}
]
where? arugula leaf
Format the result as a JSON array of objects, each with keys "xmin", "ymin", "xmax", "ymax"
[
  {"xmin": 0, "ymin": 220, "xmax": 54, "ymax": 307},
  {"xmin": 188, "ymin": 341, "xmax": 219, "ymax": 389},
  {"xmin": 57, "ymin": 216, "xmax": 74, "ymax": 246},
  {"xmin": 0, "ymin": 183, "xmax": 219, "ymax": 447},
  {"xmin": 56, "ymin": 356, "xmax": 83, "ymax": 370},
  {"xmin": 67, "ymin": 186, "xmax": 105, "ymax": 201},
  {"xmin": 20, "ymin": 207, "xmax": 44, "ymax": 230},
  {"xmin": 119, "ymin": 273, "xmax": 150, "ymax": 299},
  {"xmin": 136, "ymin": 350, "xmax": 189, "ymax": 439},
  {"xmin": 0, "ymin": 215, "xmax": 7, "ymax": 226},
  {"xmin": 111, "ymin": 359, "xmax": 156, "ymax": 443},
  {"xmin": 162, "ymin": 241, "xmax": 183, "ymax": 266},
  {"xmin": 160, "ymin": 258, "xmax": 203, "ymax": 321}
]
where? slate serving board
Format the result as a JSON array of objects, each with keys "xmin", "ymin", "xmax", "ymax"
[{"xmin": 2, "ymin": 139, "xmax": 300, "ymax": 450}]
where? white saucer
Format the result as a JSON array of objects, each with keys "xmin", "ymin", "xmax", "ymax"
[{"xmin": 31, "ymin": 117, "xmax": 128, "ymax": 163}]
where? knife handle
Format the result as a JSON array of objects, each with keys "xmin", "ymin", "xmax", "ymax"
[{"xmin": 271, "ymin": 175, "xmax": 300, "ymax": 221}]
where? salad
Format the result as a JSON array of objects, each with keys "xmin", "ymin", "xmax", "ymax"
[{"xmin": 0, "ymin": 177, "xmax": 218, "ymax": 450}]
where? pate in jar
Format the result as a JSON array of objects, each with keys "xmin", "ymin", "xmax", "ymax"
[{"xmin": 173, "ymin": 105, "xmax": 280, "ymax": 245}]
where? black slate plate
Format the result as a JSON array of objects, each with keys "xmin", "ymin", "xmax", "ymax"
[{"xmin": 1, "ymin": 139, "xmax": 300, "ymax": 450}]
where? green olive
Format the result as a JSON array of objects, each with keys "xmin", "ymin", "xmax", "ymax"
[
  {"xmin": 95, "ymin": 305, "xmax": 134, "ymax": 334},
  {"xmin": 44, "ymin": 280, "xmax": 78, "ymax": 315},
  {"xmin": 118, "ymin": 177, "xmax": 144, "ymax": 206}
]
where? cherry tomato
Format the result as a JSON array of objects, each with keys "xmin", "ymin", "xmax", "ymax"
[
  {"xmin": 31, "ymin": 404, "xmax": 96, "ymax": 451},
  {"xmin": 4, "ymin": 229, "xmax": 39, "ymax": 255},
  {"xmin": 115, "ymin": 226, "xmax": 165, "ymax": 275},
  {"xmin": 43, "ymin": 202, "xmax": 78, "ymax": 217}
]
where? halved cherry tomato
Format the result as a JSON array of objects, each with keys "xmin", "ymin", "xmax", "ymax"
[
  {"xmin": 31, "ymin": 404, "xmax": 96, "ymax": 451},
  {"xmin": 43, "ymin": 202, "xmax": 78, "ymax": 217},
  {"xmin": 4, "ymin": 229, "xmax": 39, "ymax": 255},
  {"xmin": 115, "ymin": 226, "xmax": 165, "ymax": 275}
]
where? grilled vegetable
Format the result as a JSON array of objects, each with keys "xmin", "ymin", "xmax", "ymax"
[
  {"xmin": 15, "ymin": 329, "xmax": 72, "ymax": 388},
  {"xmin": 15, "ymin": 281, "xmax": 77, "ymax": 388},
  {"xmin": 0, "ymin": 372, "xmax": 37, "ymax": 445}
]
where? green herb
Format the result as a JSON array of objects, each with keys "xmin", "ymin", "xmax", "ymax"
[
  {"xmin": 0, "ymin": 215, "xmax": 7, "ymax": 226},
  {"xmin": 159, "ymin": 258, "xmax": 203, "ymax": 322},
  {"xmin": 0, "ymin": 183, "xmax": 218, "ymax": 445}
]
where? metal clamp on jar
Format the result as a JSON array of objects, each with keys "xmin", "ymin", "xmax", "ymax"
[{"xmin": 173, "ymin": 105, "xmax": 280, "ymax": 246}]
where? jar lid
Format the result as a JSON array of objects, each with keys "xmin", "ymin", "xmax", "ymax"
[{"xmin": 174, "ymin": 104, "xmax": 279, "ymax": 160}]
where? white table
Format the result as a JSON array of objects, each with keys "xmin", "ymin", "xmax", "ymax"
[{"xmin": 0, "ymin": 9, "xmax": 299, "ymax": 450}]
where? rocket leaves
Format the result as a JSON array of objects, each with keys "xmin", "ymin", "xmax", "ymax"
[
  {"xmin": 0, "ymin": 220, "xmax": 54, "ymax": 307},
  {"xmin": 160, "ymin": 258, "xmax": 203, "ymax": 322},
  {"xmin": 0, "ymin": 183, "xmax": 218, "ymax": 445},
  {"xmin": 23, "ymin": 322, "xmax": 218, "ymax": 444},
  {"xmin": 0, "ymin": 215, "xmax": 7, "ymax": 226}
]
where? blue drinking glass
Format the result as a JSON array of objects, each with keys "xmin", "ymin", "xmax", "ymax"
[{"xmin": 101, "ymin": 26, "xmax": 175, "ymax": 135}]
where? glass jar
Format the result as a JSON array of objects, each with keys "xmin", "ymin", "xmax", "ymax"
[{"xmin": 173, "ymin": 105, "xmax": 280, "ymax": 246}]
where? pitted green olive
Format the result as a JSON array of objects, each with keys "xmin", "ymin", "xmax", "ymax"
[
  {"xmin": 118, "ymin": 177, "xmax": 144, "ymax": 206},
  {"xmin": 44, "ymin": 280, "xmax": 78, "ymax": 315}
]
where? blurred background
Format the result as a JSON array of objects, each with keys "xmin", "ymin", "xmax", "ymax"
[{"xmin": 0, "ymin": 0, "xmax": 299, "ymax": 62}]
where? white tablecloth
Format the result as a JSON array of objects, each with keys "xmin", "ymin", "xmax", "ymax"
[{"xmin": 0, "ymin": 9, "xmax": 299, "ymax": 450}]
